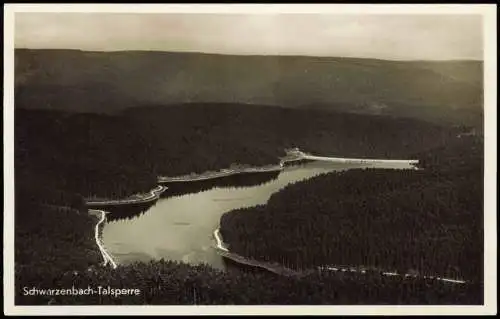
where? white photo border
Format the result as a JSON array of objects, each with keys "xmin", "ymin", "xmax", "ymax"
[{"xmin": 3, "ymin": 3, "xmax": 497, "ymax": 316}]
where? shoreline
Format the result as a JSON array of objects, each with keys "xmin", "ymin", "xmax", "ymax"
[
  {"xmin": 84, "ymin": 149, "xmax": 420, "ymax": 275},
  {"xmin": 158, "ymin": 162, "xmax": 288, "ymax": 183},
  {"xmin": 159, "ymin": 149, "xmax": 419, "ymax": 183},
  {"xmin": 86, "ymin": 185, "xmax": 167, "ymax": 207},
  {"xmin": 85, "ymin": 149, "xmax": 419, "ymax": 206},
  {"xmin": 213, "ymin": 228, "xmax": 467, "ymax": 284},
  {"xmin": 302, "ymin": 154, "xmax": 419, "ymax": 165},
  {"xmin": 89, "ymin": 209, "xmax": 118, "ymax": 269},
  {"xmin": 158, "ymin": 164, "xmax": 284, "ymax": 183}
]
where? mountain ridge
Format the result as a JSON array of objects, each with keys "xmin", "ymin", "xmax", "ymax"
[
  {"xmin": 15, "ymin": 49, "xmax": 483, "ymax": 126},
  {"xmin": 14, "ymin": 48, "xmax": 484, "ymax": 62}
]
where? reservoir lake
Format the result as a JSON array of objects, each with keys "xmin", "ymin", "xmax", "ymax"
[{"xmin": 101, "ymin": 160, "xmax": 416, "ymax": 269}]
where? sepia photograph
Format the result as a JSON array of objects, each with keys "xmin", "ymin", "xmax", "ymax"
[{"xmin": 3, "ymin": 3, "xmax": 497, "ymax": 316}]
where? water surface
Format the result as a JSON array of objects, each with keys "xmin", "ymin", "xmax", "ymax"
[{"xmin": 102, "ymin": 160, "xmax": 415, "ymax": 269}]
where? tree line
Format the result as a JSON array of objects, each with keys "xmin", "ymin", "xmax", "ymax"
[{"xmin": 220, "ymin": 136, "xmax": 483, "ymax": 284}]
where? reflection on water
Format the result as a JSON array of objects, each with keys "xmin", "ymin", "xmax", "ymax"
[{"xmin": 102, "ymin": 161, "xmax": 415, "ymax": 269}]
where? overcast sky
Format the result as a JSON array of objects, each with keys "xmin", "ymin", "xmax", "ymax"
[{"xmin": 14, "ymin": 13, "xmax": 483, "ymax": 60}]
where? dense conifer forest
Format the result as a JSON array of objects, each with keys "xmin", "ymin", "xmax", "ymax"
[
  {"xmin": 16, "ymin": 187, "xmax": 483, "ymax": 305},
  {"xmin": 17, "ymin": 258, "xmax": 483, "ymax": 305},
  {"xmin": 220, "ymin": 136, "xmax": 483, "ymax": 283},
  {"xmin": 15, "ymin": 104, "xmax": 458, "ymax": 201},
  {"xmin": 13, "ymin": 104, "xmax": 483, "ymax": 305}
]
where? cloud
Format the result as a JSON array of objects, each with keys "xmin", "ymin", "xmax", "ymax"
[{"xmin": 14, "ymin": 13, "xmax": 483, "ymax": 60}]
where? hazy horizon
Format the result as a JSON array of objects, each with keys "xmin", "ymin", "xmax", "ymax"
[
  {"xmin": 14, "ymin": 47, "xmax": 484, "ymax": 62},
  {"xmin": 15, "ymin": 13, "xmax": 483, "ymax": 61}
]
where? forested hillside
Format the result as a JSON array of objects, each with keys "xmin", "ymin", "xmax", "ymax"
[
  {"xmin": 16, "ymin": 104, "xmax": 457, "ymax": 203},
  {"xmin": 121, "ymin": 103, "xmax": 459, "ymax": 173},
  {"xmin": 220, "ymin": 136, "xmax": 483, "ymax": 283},
  {"xmin": 15, "ymin": 198, "xmax": 102, "ymax": 292},
  {"xmin": 14, "ymin": 102, "xmax": 482, "ymax": 305},
  {"xmin": 15, "ymin": 175, "xmax": 483, "ymax": 305},
  {"xmin": 15, "ymin": 109, "xmax": 158, "ymax": 201},
  {"xmin": 17, "ymin": 258, "xmax": 483, "ymax": 305},
  {"xmin": 15, "ymin": 49, "xmax": 483, "ymax": 126}
]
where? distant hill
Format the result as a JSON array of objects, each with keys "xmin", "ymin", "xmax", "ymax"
[{"xmin": 15, "ymin": 49, "xmax": 483, "ymax": 126}]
